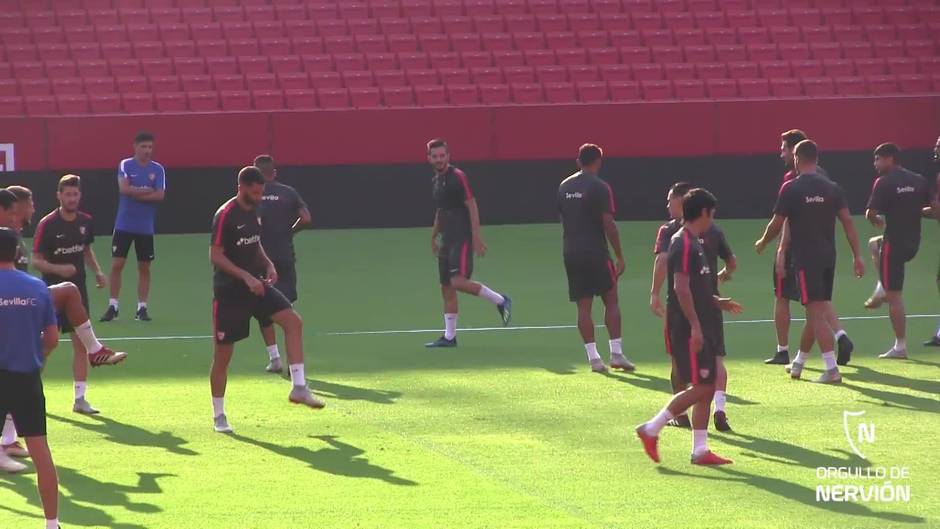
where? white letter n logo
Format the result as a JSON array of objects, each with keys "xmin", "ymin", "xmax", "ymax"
[
  {"xmin": 843, "ymin": 410, "xmax": 875, "ymax": 460},
  {"xmin": 0, "ymin": 144, "xmax": 14, "ymax": 172}
]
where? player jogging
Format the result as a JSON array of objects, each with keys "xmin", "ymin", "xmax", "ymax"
[
  {"xmin": 424, "ymin": 139, "xmax": 512, "ymax": 348},
  {"xmin": 254, "ymin": 155, "xmax": 312, "ymax": 374},
  {"xmin": 558, "ymin": 144, "xmax": 634, "ymax": 373},
  {"xmin": 756, "ymin": 140, "xmax": 865, "ymax": 384},
  {"xmin": 101, "ymin": 131, "xmax": 166, "ymax": 323},
  {"xmin": 209, "ymin": 166, "xmax": 323, "ymax": 434},
  {"xmin": 864, "ymin": 143, "xmax": 930, "ymax": 360},
  {"xmin": 926, "ymin": 135, "xmax": 940, "ymax": 347},
  {"xmin": 636, "ymin": 188, "xmax": 741, "ymax": 466},
  {"xmin": 650, "ymin": 182, "xmax": 737, "ymax": 431}
]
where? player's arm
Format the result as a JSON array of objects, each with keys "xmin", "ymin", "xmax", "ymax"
[
  {"xmin": 865, "ymin": 207, "xmax": 885, "ymax": 229},
  {"xmin": 430, "ymin": 209, "xmax": 441, "ymax": 256},
  {"xmin": 755, "ymin": 214, "xmax": 785, "ymax": 253},
  {"xmin": 132, "ymin": 188, "xmax": 165, "ymax": 203},
  {"xmin": 465, "ymin": 197, "xmax": 487, "ymax": 257},
  {"xmin": 674, "ymin": 271, "xmax": 703, "ymax": 351},
  {"xmin": 837, "ymin": 207, "xmax": 865, "ymax": 278},
  {"xmin": 603, "ymin": 212, "xmax": 625, "ymax": 275},
  {"xmin": 31, "ymin": 251, "xmax": 74, "ymax": 278},
  {"xmin": 257, "ymin": 242, "xmax": 278, "ymax": 285},
  {"xmin": 649, "ymin": 252, "xmax": 667, "ymax": 317},
  {"xmin": 291, "ymin": 207, "xmax": 312, "ymax": 234},
  {"xmin": 716, "ymin": 231, "xmax": 736, "ymax": 282},
  {"xmin": 209, "ymin": 245, "xmax": 265, "ymax": 296},
  {"xmin": 83, "ymin": 246, "xmax": 107, "ymax": 288}
]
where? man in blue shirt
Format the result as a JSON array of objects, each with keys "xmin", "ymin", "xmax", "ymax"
[
  {"xmin": 101, "ymin": 131, "xmax": 166, "ymax": 323},
  {"xmin": 0, "ymin": 227, "xmax": 63, "ymax": 528}
]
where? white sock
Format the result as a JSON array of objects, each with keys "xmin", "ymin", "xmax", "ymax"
[
  {"xmin": 584, "ymin": 342, "xmax": 601, "ymax": 362},
  {"xmin": 777, "ymin": 344, "xmax": 788, "ymax": 353},
  {"xmin": 644, "ymin": 407, "xmax": 674, "ymax": 436},
  {"xmin": 46, "ymin": 519, "xmax": 59, "ymax": 529},
  {"xmin": 74, "ymin": 320, "xmax": 103, "ymax": 355},
  {"xmin": 794, "ymin": 350, "xmax": 808, "ymax": 364},
  {"xmin": 874, "ymin": 281, "xmax": 885, "ymax": 297},
  {"xmin": 74, "ymin": 381, "xmax": 86, "ymax": 400},
  {"xmin": 444, "ymin": 313, "xmax": 458, "ymax": 340},
  {"xmin": 109, "ymin": 298, "xmax": 119, "ymax": 309},
  {"xmin": 609, "ymin": 337, "xmax": 622, "ymax": 356},
  {"xmin": 822, "ymin": 351, "xmax": 837, "ymax": 370},
  {"xmin": 692, "ymin": 429, "xmax": 709, "ymax": 457},
  {"xmin": 477, "ymin": 285, "xmax": 505, "ymax": 305},
  {"xmin": 289, "ymin": 363, "xmax": 305, "ymax": 386},
  {"xmin": 894, "ymin": 338, "xmax": 906, "ymax": 351},
  {"xmin": 266, "ymin": 344, "xmax": 280, "ymax": 361},
  {"xmin": 212, "ymin": 397, "xmax": 224, "ymax": 417},
  {"xmin": 714, "ymin": 391, "xmax": 726, "ymax": 412},
  {"xmin": 1, "ymin": 415, "xmax": 16, "ymax": 445},
  {"xmin": 935, "ymin": 320, "xmax": 940, "ymax": 338},
  {"xmin": 137, "ymin": 301, "xmax": 147, "ymax": 311},
  {"xmin": 834, "ymin": 329, "xmax": 847, "ymax": 340}
]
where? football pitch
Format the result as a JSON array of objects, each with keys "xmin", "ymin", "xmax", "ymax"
[{"xmin": 1, "ymin": 218, "xmax": 938, "ymax": 529}]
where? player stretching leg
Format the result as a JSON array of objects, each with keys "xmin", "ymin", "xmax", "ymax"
[
  {"xmin": 209, "ymin": 167, "xmax": 324, "ymax": 433},
  {"xmin": 636, "ymin": 189, "xmax": 740, "ymax": 466},
  {"xmin": 558, "ymin": 144, "xmax": 634, "ymax": 373},
  {"xmin": 424, "ymin": 139, "xmax": 512, "ymax": 348}
]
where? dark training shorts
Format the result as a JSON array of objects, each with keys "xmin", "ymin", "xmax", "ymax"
[
  {"xmin": 773, "ymin": 258, "xmax": 800, "ymax": 302},
  {"xmin": 564, "ymin": 254, "xmax": 616, "ymax": 301},
  {"xmin": 438, "ymin": 240, "xmax": 473, "ymax": 286},
  {"xmin": 53, "ymin": 279, "xmax": 88, "ymax": 334},
  {"xmin": 0, "ymin": 369, "xmax": 47, "ymax": 437},
  {"xmin": 665, "ymin": 321, "xmax": 720, "ymax": 385},
  {"xmin": 112, "ymin": 229, "xmax": 155, "ymax": 262},
  {"xmin": 879, "ymin": 242, "xmax": 913, "ymax": 292},
  {"xmin": 795, "ymin": 266, "xmax": 835, "ymax": 305},
  {"xmin": 213, "ymin": 284, "xmax": 292, "ymax": 344}
]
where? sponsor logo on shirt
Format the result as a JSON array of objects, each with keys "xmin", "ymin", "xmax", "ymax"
[
  {"xmin": 53, "ymin": 244, "xmax": 84, "ymax": 256},
  {"xmin": 0, "ymin": 297, "xmax": 38, "ymax": 307},
  {"xmin": 805, "ymin": 196, "xmax": 826, "ymax": 203},
  {"xmin": 236, "ymin": 235, "xmax": 261, "ymax": 247},
  {"xmin": 565, "ymin": 192, "xmax": 584, "ymax": 199},
  {"xmin": 896, "ymin": 186, "xmax": 915, "ymax": 193},
  {"xmin": 262, "ymin": 195, "xmax": 280, "ymax": 201}
]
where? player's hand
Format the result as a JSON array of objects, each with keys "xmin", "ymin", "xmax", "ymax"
[
  {"xmin": 717, "ymin": 268, "xmax": 732, "ymax": 283},
  {"xmin": 95, "ymin": 271, "xmax": 107, "ymax": 289},
  {"xmin": 690, "ymin": 324, "xmax": 704, "ymax": 354},
  {"xmin": 615, "ymin": 256, "xmax": 625, "ymax": 276},
  {"xmin": 649, "ymin": 294, "xmax": 665, "ymax": 318},
  {"xmin": 60, "ymin": 264, "xmax": 77, "ymax": 278},
  {"xmin": 872, "ymin": 215, "xmax": 885, "ymax": 230},
  {"xmin": 853, "ymin": 257, "xmax": 866, "ymax": 278},
  {"xmin": 244, "ymin": 275, "xmax": 265, "ymax": 296},
  {"xmin": 775, "ymin": 251, "xmax": 787, "ymax": 279},
  {"xmin": 473, "ymin": 237, "xmax": 487, "ymax": 257},
  {"xmin": 754, "ymin": 238, "xmax": 768, "ymax": 254},
  {"xmin": 431, "ymin": 238, "xmax": 440, "ymax": 257},
  {"xmin": 717, "ymin": 297, "xmax": 743, "ymax": 314},
  {"xmin": 265, "ymin": 263, "xmax": 279, "ymax": 286}
]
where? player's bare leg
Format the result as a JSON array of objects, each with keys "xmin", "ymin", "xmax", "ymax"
[
  {"xmin": 667, "ymin": 358, "xmax": 691, "ymax": 427},
  {"xmin": 787, "ymin": 316, "xmax": 815, "ymax": 378},
  {"xmin": 451, "ymin": 275, "xmax": 512, "ymax": 326},
  {"xmin": 135, "ymin": 261, "xmax": 151, "ymax": 321},
  {"xmin": 712, "ymin": 357, "xmax": 731, "ymax": 431},
  {"xmin": 1, "ymin": 415, "xmax": 27, "ymax": 459},
  {"xmin": 637, "ymin": 383, "xmax": 730, "ymax": 464},
  {"xmin": 69, "ymin": 335, "xmax": 100, "ymax": 415},
  {"xmin": 272, "ymin": 308, "xmax": 325, "ymax": 409},
  {"xmin": 426, "ymin": 285, "xmax": 459, "ymax": 347},
  {"xmin": 210, "ymin": 342, "xmax": 235, "ymax": 433},
  {"xmin": 879, "ymin": 291, "xmax": 908, "ymax": 359},
  {"xmin": 49, "ymin": 283, "xmax": 126, "ymax": 367},
  {"xmin": 601, "ymin": 288, "xmax": 634, "ymax": 371},
  {"xmin": 23, "ymin": 436, "xmax": 59, "ymax": 528},
  {"xmin": 575, "ymin": 297, "xmax": 606, "ymax": 373},
  {"xmin": 767, "ymin": 295, "xmax": 791, "ymax": 364},
  {"xmin": 809, "ymin": 302, "xmax": 841, "ymax": 383},
  {"xmin": 825, "ymin": 304, "xmax": 854, "ymax": 366},
  {"xmin": 260, "ymin": 324, "xmax": 282, "ymax": 372},
  {"xmin": 865, "ymin": 236, "xmax": 887, "ymax": 309},
  {"xmin": 102, "ymin": 256, "xmax": 126, "ymax": 321}
]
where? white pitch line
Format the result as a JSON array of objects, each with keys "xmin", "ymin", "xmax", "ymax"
[{"xmin": 97, "ymin": 313, "xmax": 940, "ymax": 341}]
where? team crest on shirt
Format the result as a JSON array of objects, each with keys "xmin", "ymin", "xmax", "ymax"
[
  {"xmin": 79, "ymin": 226, "xmax": 86, "ymax": 235},
  {"xmin": 149, "ymin": 173, "xmax": 156, "ymax": 181},
  {"xmin": 217, "ymin": 332, "xmax": 225, "ymax": 341},
  {"xmin": 699, "ymin": 368, "xmax": 710, "ymax": 379}
]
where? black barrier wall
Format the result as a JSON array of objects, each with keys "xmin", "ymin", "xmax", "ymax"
[{"xmin": 2, "ymin": 149, "xmax": 935, "ymax": 236}]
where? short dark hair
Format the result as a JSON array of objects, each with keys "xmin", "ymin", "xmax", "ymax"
[
  {"xmin": 5, "ymin": 185, "xmax": 31, "ymax": 201},
  {"xmin": 793, "ymin": 139, "xmax": 818, "ymax": 164},
  {"xmin": 253, "ymin": 154, "xmax": 274, "ymax": 168},
  {"xmin": 668, "ymin": 181, "xmax": 692, "ymax": 198},
  {"xmin": 873, "ymin": 142, "xmax": 900, "ymax": 160},
  {"xmin": 238, "ymin": 166, "xmax": 265, "ymax": 186},
  {"xmin": 682, "ymin": 188, "xmax": 718, "ymax": 222},
  {"xmin": 578, "ymin": 143, "xmax": 603, "ymax": 166},
  {"xmin": 781, "ymin": 129, "xmax": 808, "ymax": 150},
  {"xmin": 427, "ymin": 138, "xmax": 447, "ymax": 153},
  {"xmin": 135, "ymin": 131, "xmax": 154, "ymax": 144},
  {"xmin": 0, "ymin": 227, "xmax": 17, "ymax": 263},
  {"xmin": 0, "ymin": 189, "xmax": 16, "ymax": 211},
  {"xmin": 58, "ymin": 174, "xmax": 81, "ymax": 192}
]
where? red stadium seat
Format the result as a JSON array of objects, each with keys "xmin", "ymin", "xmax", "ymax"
[
  {"xmin": 760, "ymin": 60, "xmax": 791, "ymax": 78},
  {"xmin": 309, "ymin": 72, "xmax": 343, "ymax": 89},
  {"xmin": 663, "ymin": 12, "xmax": 694, "ymax": 29},
  {"xmin": 252, "ymin": 89, "xmax": 284, "ymax": 110},
  {"xmin": 407, "ymin": 68, "xmax": 439, "ymax": 85},
  {"xmin": 567, "ymin": 65, "xmax": 599, "ymax": 82},
  {"xmin": 694, "ymin": 12, "xmax": 725, "ymax": 29},
  {"xmin": 663, "ymin": 63, "xmax": 695, "ymax": 80},
  {"xmin": 674, "ymin": 29, "xmax": 705, "ymax": 46},
  {"xmin": 441, "ymin": 16, "xmax": 474, "ymax": 33},
  {"xmin": 336, "ymin": 54, "xmax": 367, "ymax": 72},
  {"xmin": 801, "ymin": 26, "xmax": 832, "ymax": 43},
  {"xmin": 149, "ymin": 75, "xmax": 180, "ymax": 93},
  {"xmin": 770, "ymin": 26, "xmax": 800, "ymax": 44},
  {"xmin": 429, "ymin": 51, "xmax": 461, "ymax": 68},
  {"xmin": 728, "ymin": 61, "xmax": 759, "ymax": 79},
  {"xmin": 608, "ymin": 81, "xmax": 640, "ymax": 101},
  {"xmin": 490, "ymin": 50, "xmax": 521, "ymax": 68},
  {"xmin": 285, "ymin": 21, "xmax": 317, "ymax": 39},
  {"xmin": 349, "ymin": 86, "xmax": 383, "ymax": 107},
  {"xmin": 620, "ymin": 47, "xmax": 651, "ymax": 64},
  {"xmin": 375, "ymin": 70, "xmax": 407, "ymax": 87},
  {"xmin": 155, "ymin": 92, "xmax": 188, "ymax": 112},
  {"xmin": 535, "ymin": 65, "xmax": 567, "ymax": 83},
  {"xmin": 89, "ymin": 93, "xmax": 121, "ymax": 113},
  {"xmin": 599, "ymin": 64, "xmax": 631, "ymax": 81},
  {"xmin": 897, "ymin": 74, "xmax": 930, "ymax": 93},
  {"xmin": 18, "ymin": 79, "xmax": 51, "ymax": 96},
  {"xmin": 246, "ymin": 73, "xmax": 277, "ymax": 90},
  {"xmin": 842, "ymin": 42, "xmax": 873, "ymax": 59},
  {"xmin": 790, "ymin": 60, "xmax": 823, "ymax": 77},
  {"xmin": 187, "ymin": 91, "xmax": 219, "ymax": 111},
  {"xmin": 705, "ymin": 78, "xmax": 738, "ymax": 98},
  {"xmin": 867, "ymin": 75, "xmax": 899, "ymax": 95},
  {"xmin": 447, "ymin": 84, "xmax": 480, "ymax": 104},
  {"xmin": 802, "ymin": 77, "xmax": 836, "ymax": 96},
  {"xmin": 873, "ymin": 41, "xmax": 904, "ymax": 59},
  {"xmin": 324, "ymin": 37, "xmax": 356, "ymax": 55},
  {"xmin": 747, "ymin": 44, "xmax": 778, "ymax": 62},
  {"xmin": 684, "ymin": 45, "xmax": 716, "ymax": 63},
  {"xmin": 38, "ymin": 44, "xmax": 69, "ymax": 62},
  {"xmin": 695, "ymin": 62, "xmax": 727, "ymax": 79},
  {"xmin": 886, "ymin": 57, "xmax": 917, "ymax": 75},
  {"xmin": 600, "ymin": 14, "xmax": 632, "ymax": 32},
  {"xmin": 44, "ymin": 60, "xmax": 77, "ymax": 78},
  {"xmin": 556, "ymin": 48, "xmax": 587, "ymax": 66},
  {"xmin": 213, "ymin": 74, "xmax": 245, "ymax": 91},
  {"xmin": 275, "ymin": 72, "xmax": 306, "ymax": 90},
  {"xmin": 415, "ymin": 84, "xmax": 446, "ymax": 105},
  {"xmin": 398, "ymin": 52, "xmax": 429, "ymax": 70},
  {"xmin": 673, "ymin": 79, "xmax": 705, "ymax": 99},
  {"xmin": 737, "ymin": 78, "xmax": 769, "ymax": 98},
  {"xmin": 855, "ymin": 58, "xmax": 886, "ymax": 76},
  {"xmin": 180, "ymin": 74, "xmax": 212, "ymax": 92},
  {"xmin": 0, "ymin": 96, "xmax": 24, "ymax": 116},
  {"xmin": 919, "ymin": 57, "xmax": 940, "ymax": 75},
  {"xmin": 511, "ymin": 83, "xmax": 544, "ymax": 103},
  {"xmin": 173, "ymin": 57, "xmax": 205, "ymax": 75},
  {"xmin": 538, "ymin": 14, "xmax": 568, "ymax": 32},
  {"xmin": 78, "ymin": 59, "xmax": 110, "ymax": 78},
  {"xmin": 778, "ymin": 43, "xmax": 810, "ymax": 60},
  {"xmin": 382, "ymin": 86, "xmax": 415, "ymax": 106},
  {"xmin": 503, "ymin": 66, "xmax": 535, "ymax": 84},
  {"xmin": 632, "ymin": 63, "xmax": 663, "ymax": 80},
  {"xmin": 281, "ymin": 88, "xmax": 316, "ymax": 109},
  {"xmin": 23, "ymin": 95, "xmax": 54, "ymax": 115},
  {"xmin": 835, "ymin": 76, "xmax": 867, "ymax": 96},
  {"xmin": 576, "ymin": 81, "xmax": 608, "ymax": 101},
  {"xmin": 640, "ymin": 80, "xmax": 673, "ymax": 100},
  {"xmin": 544, "ymin": 82, "xmax": 575, "ymax": 103},
  {"xmin": 726, "ymin": 10, "xmax": 757, "ymax": 28},
  {"xmin": 810, "ymin": 43, "xmax": 841, "ymax": 60},
  {"xmin": 716, "ymin": 45, "xmax": 747, "ymax": 62},
  {"xmin": 70, "ymin": 43, "xmax": 102, "ymax": 60},
  {"xmin": 0, "ymin": 79, "xmax": 18, "ymax": 97},
  {"xmin": 905, "ymin": 40, "xmax": 936, "ymax": 58},
  {"xmin": 479, "ymin": 83, "xmax": 510, "ymax": 104},
  {"xmin": 737, "ymin": 27, "xmax": 768, "ymax": 45},
  {"xmin": 641, "ymin": 30, "xmax": 674, "ymax": 47},
  {"xmin": 769, "ymin": 78, "xmax": 801, "ymax": 97},
  {"xmin": 609, "ymin": 31, "xmax": 641, "ymax": 47},
  {"xmin": 165, "ymin": 41, "xmax": 196, "ymax": 58},
  {"xmin": 823, "ymin": 59, "xmax": 854, "ymax": 77},
  {"xmin": 652, "ymin": 46, "xmax": 683, "ymax": 63},
  {"xmin": 439, "ymin": 67, "xmax": 471, "ymax": 84},
  {"xmin": 121, "ymin": 92, "xmax": 154, "ymax": 112}
]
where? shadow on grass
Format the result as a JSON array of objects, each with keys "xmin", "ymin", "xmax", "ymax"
[
  {"xmin": 229, "ymin": 433, "xmax": 417, "ymax": 486},
  {"xmin": 604, "ymin": 371, "xmax": 759, "ymax": 405},
  {"xmin": 0, "ymin": 466, "xmax": 172, "ymax": 528},
  {"xmin": 847, "ymin": 365, "xmax": 940, "ymax": 396},
  {"xmin": 306, "ymin": 378, "xmax": 402, "ymax": 405},
  {"xmin": 656, "ymin": 466, "xmax": 924, "ymax": 524},
  {"xmin": 715, "ymin": 431, "xmax": 867, "ymax": 469},
  {"xmin": 906, "ymin": 358, "xmax": 940, "ymax": 369},
  {"xmin": 49, "ymin": 414, "xmax": 198, "ymax": 456},
  {"xmin": 838, "ymin": 383, "xmax": 940, "ymax": 415}
]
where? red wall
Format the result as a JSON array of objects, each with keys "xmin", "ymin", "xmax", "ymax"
[{"xmin": 1, "ymin": 96, "xmax": 937, "ymax": 171}]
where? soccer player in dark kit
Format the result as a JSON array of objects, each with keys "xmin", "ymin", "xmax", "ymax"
[
  {"xmin": 254, "ymin": 155, "xmax": 312, "ymax": 374},
  {"xmin": 209, "ymin": 166, "xmax": 323, "ymax": 434},
  {"xmin": 864, "ymin": 143, "xmax": 930, "ymax": 360},
  {"xmin": 650, "ymin": 182, "xmax": 737, "ymax": 431},
  {"xmin": 926, "ymin": 135, "xmax": 940, "ymax": 347},
  {"xmin": 755, "ymin": 140, "xmax": 865, "ymax": 384},
  {"xmin": 424, "ymin": 139, "xmax": 512, "ymax": 348},
  {"xmin": 636, "ymin": 188, "xmax": 741, "ymax": 466},
  {"xmin": 558, "ymin": 144, "xmax": 634, "ymax": 373}
]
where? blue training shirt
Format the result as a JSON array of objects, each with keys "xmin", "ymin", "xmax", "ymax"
[
  {"xmin": 115, "ymin": 157, "xmax": 166, "ymax": 235},
  {"xmin": 0, "ymin": 269, "xmax": 56, "ymax": 373}
]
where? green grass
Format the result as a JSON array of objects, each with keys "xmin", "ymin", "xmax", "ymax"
[{"xmin": 1, "ymin": 218, "xmax": 938, "ymax": 529}]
